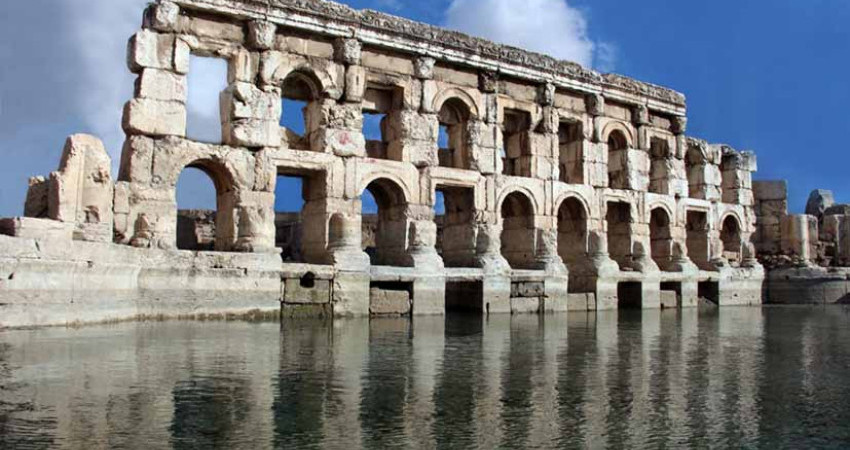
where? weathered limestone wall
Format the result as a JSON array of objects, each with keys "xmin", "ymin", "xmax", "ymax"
[
  {"xmin": 754, "ymin": 183, "xmax": 850, "ymax": 304},
  {"xmin": 0, "ymin": 0, "xmax": 767, "ymax": 327},
  {"xmin": 0, "ymin": 232, "xmax": 280, "ymax": 328}
]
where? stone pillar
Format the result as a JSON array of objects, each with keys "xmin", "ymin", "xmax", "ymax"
[
  {"xmin": 520, "ymin": 84, "xmax": 559, "ymax": 181},
  {"xmin": 386, "ymin": 109, "xmax": 439, "ymax": 166},
  {"xmin": 685, "ymin": 139, "xmax": 722, "ymax": 201},
  {"xmin": 585, "ymin": 94, "xmax": 609, "ymax": 188},
  {"xmin": 221, "ymin": 82, "xmax": 281, "ymax": 148},
  {"xmin": 781, "ymin": 214, "xmax": 817, "ymax": 263},
  {"xmin": 721, "ymin": 150, "xmax": 757, "ymax": 207},
  {"xmin": 124, "ymin": 29, "xmax": 188, "ymax": 137},
  {"xmin": 471, "ymin": 72, "xmax": 500, "ymax": 175},
  {"xmin": 407, "ymin": 205, "xmax": 446, "ymax": 315},
  {"xmin": 46, "ymin": 135, "xmax": 115, "ymax": 243},
  {"xmin": 535, "ymin": 227, "xmax": 569, "ymax": 312},
  {"xmin": 626, "ymin": 105, "xmax": 652, "ymax": 192},
  {"xmin": 586, "ymin": 230, "xmax": 621, "ymax": 310},
  {"xmin": 752, "ymin": 180, "xmax": 788, "ymax": 254},
  {"xmin": 475, "ymin": 214, "xmax": 511, "ymax": 314},
  {"xmin": 328, "ymin": 208, "xmax": 371, "ymax": 317}
]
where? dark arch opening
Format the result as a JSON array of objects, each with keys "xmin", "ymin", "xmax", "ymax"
[
  {"xmin": 175, "ymin": 161, "xmax": 234, "ymax": 251},
  {"xmin": 650, "ymin": 208, "xmax": 673, "ymax": 270},
  {"xmin": 438, "ymin": 98, "xmax": 472, "ymax": 169},
  {"xmin": 363, "ymin": 178, "xmax": 410, "ymax": 267},
  {"xmin": 557, "ymin": 197, "xmax": 588, "ymax": 265},
  {"xmin": 607, "ymin": 129, "xmax": 629, "ymax": 189},
  {"xmin": 721, "ymin": 216, "xmax": 743, "ymax": 264},
  {"xmin": 500, "ymin": 191, "xmax": 536, "ymax": 269},
  {"xmin": 281, "ymin": 72, "xmax": 321, "ymax": 151}
]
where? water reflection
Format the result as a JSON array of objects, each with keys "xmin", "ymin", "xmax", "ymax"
[{"xmin": 0, "ymin": 307, "xmax": 849, "ymax": 448}]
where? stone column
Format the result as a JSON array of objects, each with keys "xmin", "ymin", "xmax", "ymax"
[
  {"xmin": 120, "ymin": 24, "xmax": 189, "ymax": 249},
  {"xmin": 475, "ymin": 212, "xmax": 511, "ymax": 313},
  {"xmin": 407, "ymin": 204, "xmax": 446, "ymax": 315},
  {"xmin": 685, "ymin": 139, "xmax": 722, "ymax": 201},
  {"xmin": 471, "ymin": 72, "xmax": 500, "ymax": 175},
  {"xmin": 328, "ymin": 208, "xmax": 371, "ymax": 317},
  {"xmin": 535, "ymin": 227, "xmax": 570, "ymax": 312},
  {"xmin": 587, "ymin": 230, "xmax": 621, "ymax": 310},
  {"xmin": 585, "ymin": 94, "xmax": 609, "ymax": 188},
  {"xmin": 721, "ymin": 150, "xmax": 757, "ymax": 207}
]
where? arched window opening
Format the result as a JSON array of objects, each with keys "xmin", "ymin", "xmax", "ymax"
[
  {"xmin": 186, "ymin": 56, "xmax": 228, "ymax": 144},
  {"xmin": 363, "ymin": 179, "xmax": 410, "ymax": 266},
  {"xmin": 557, "ymin": 198, "xmax": 588, "ymax": 265},
  {"xmin": 650, "ymin": 208, "xmax": 673, "ymax": 270},
  {"xmin": 649, "ymin": 138, "xmax": 671, "ymax": 195},
  {"xmin": 435, "ymin": 185, "xmax": 476, "ymax": 268},
  {"xmin": 607, "ymin": 130, "xmax": 629, "ymax": 190},
  {"xmin": 500, "ymin": 192, "xmax": 536, "ymax": 269},
  {"xmin": 501, "ymin": 109, "xmax": 532, "ymax": 177},
  {"xmin": 275, "ymin": 169, "xmax": 328, "ymax": 263},
  {"xmin": 606, "ymin": 201, "xmax": 633, "ymax": 269},
  {"xmin": 686, "ymin": 211, "xmax": 710, "ymax": 270},
  {"xmin": 175, "ymin": 162, "xmax": 234, "ymax": 252},
  {"xmin": 721, "ymin": 216, "xmax": 743, "ymax": 264},
  {"xmin": 280, "ymin": 73, "xmax": 319, "ymax": 151},
  {"xmin": 558, "ymin": 121, "xmax": 584, "ymax": 184},
  {"xmin": 438, "ymin": 99, "xmax": 471, "ymax": 169},
  {"xmin": 363, "ymin": 87, "xmax": 402, "ymax": 160}
]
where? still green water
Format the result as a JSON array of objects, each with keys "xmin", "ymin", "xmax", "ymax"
[{"xmin": 1, "ymin": 307, "xmax": 849, "ymax": 449}]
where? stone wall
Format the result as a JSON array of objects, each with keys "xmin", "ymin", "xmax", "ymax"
[{"xmin": 0, "ymin": 0, "xmax": 769, "ymax": 327}]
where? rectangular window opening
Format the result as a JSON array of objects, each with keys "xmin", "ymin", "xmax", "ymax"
[{"xmin": 186, "ymin": 56, "xmax": 228, "ymax": 144}]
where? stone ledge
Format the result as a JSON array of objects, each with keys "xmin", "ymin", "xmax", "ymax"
[{"xmin": 171, "ymin": 0, "xmax": 686, "ymax": 110}]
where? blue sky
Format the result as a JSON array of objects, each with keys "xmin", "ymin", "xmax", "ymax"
[{"xmin": 2, "ymin": 0, "xmax": 849, "ymax": 216}]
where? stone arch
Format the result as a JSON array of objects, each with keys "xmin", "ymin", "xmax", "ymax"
[
  {"xmin": 437, "ymin": 97, "xmax": 475, "ymax": 169},
  {"xmin": 720, "ymin": 213, "xmax": 743, "ymax": 264},
  {"xmin": 432, "ymin": 88, "xmax": 481, "ymax": 120},
  {"xmin": 500, "ymin": 190, "xmax": 537, "ymax": 269},
  {"xmin": 686, "ymin": 209, "xmax": 711, "ymax": 270},
  {"xmin": 274, "ymin": 63, "xmax": 339, "ymax": 99},
  {"xmin": 605, "ymin": 124, "xmax": 632, "ymax": 190},
  {"xmin": 601, "ymin": 121, "xmax": 635, "ymax": 148},
  {"xmin": 556, "ymin": 195, "xmax": 589, "ymax": 265},
  {"xmin": 496, "ymin": 185, "xmax": 540, "ymax": 219},
  {"xmin": 606, "ymin": 200, "xmax": 634, "ymax": 269},
  {"xmin": 649, "ymin": 207, "xmax": 673, "ymax": 270},
  {"xmin": 279, "ymin": 68, "xmax": 332, "ymax": 151},
  {"xmin": 554, "ymin": 191, "xmax": 592, "ymax": 220},
  {"xmin": 360, "ymin": 171, "xmax": 415, "ymax": 207},
  {"xmin": 281, "ymin": 69, "xmax": 325, "ymax": 100},
  {"xmin": 362, "ymin": 177, "xmax": 411, "ymax": 267},
  {"xmin": 645, "ymin": 200, "xmax": 676, "ymax": 226},
  {"xmin": 175, "ymin": 158, "xmax": 239, "ymax": 252}
]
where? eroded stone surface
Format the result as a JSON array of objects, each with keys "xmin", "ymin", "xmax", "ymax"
[{"xmin": 0, "ymin": 0, "xmax": 776, "ymax": 327}]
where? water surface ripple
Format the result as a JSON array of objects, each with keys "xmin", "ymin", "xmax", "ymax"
[{"xmin": 1, "ymin": 307, "xmax": 849, "ymax": 448}]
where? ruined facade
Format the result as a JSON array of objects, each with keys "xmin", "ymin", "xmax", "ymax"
[
  {"xmin": 754, "ymin": 183, "xmax": 850, "ymax": 304},
  {"xmin": 0, "ymin": 0, "xmax": 766, "ymax": 327}
]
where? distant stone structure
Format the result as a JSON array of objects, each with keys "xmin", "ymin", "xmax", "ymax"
[
  {"xmin": 754, "ymin": 183, "xmax": 850, "ymax": 304},
  {"xmin": 0, "ymin": 0, "xmax": 768, "ymax": 328}
]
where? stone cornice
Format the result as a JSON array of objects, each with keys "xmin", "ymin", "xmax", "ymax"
[{"xmin": 169, "ymin": 0, "xmax": 687, "ymax": 115}]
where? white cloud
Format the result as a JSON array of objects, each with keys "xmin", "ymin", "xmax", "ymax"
[
  {"xmin": 64, "ymin": 0, "xmax": 148, "ymax": 160},
  {"xmin": 63, "ymin": 0, "xmax": 225, "ymax": 210},
  {"xmin": 445, "ymin": 0, "xmax": 610, "ymax": 70}
]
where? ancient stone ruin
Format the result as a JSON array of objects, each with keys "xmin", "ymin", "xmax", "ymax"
[{"xmin": 0, "ymin": 0, "xmax": 777, "ymax": 327}]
